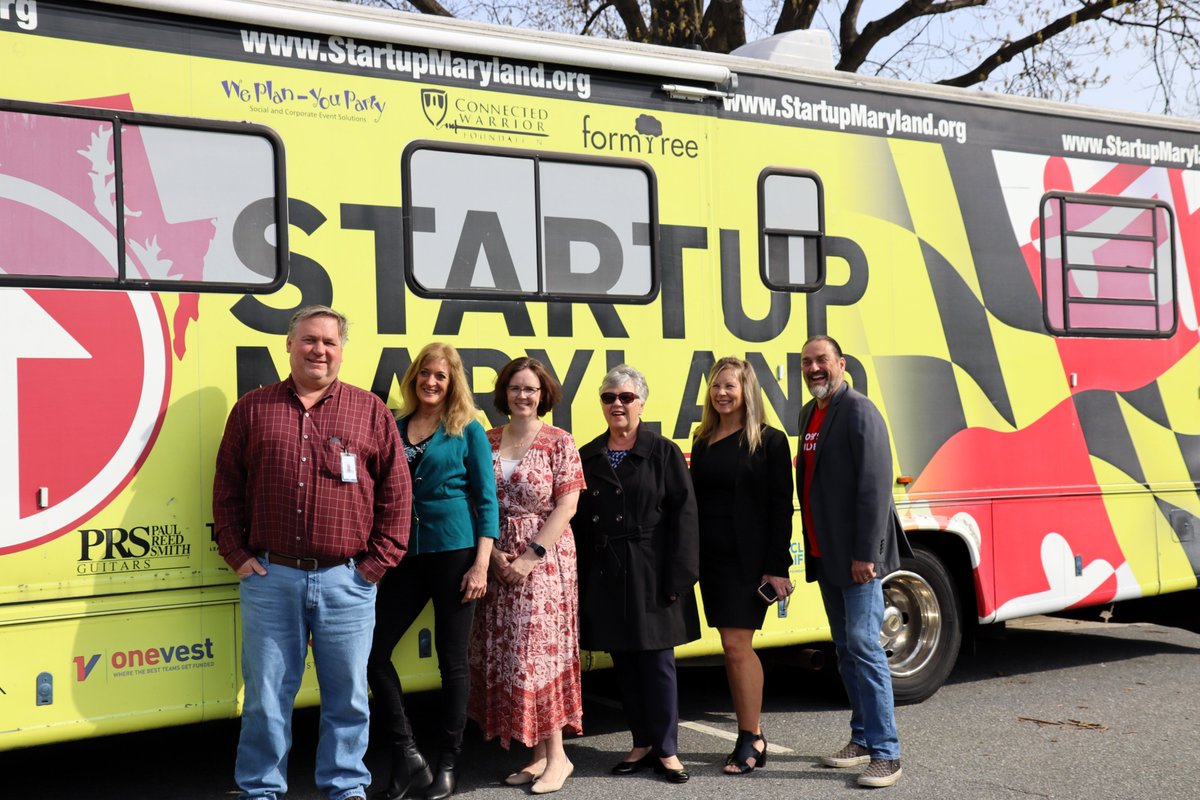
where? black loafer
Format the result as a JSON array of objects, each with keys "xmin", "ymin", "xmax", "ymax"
[
  {"xmin": 611, "ymin": 752, "xmax": 657, "ymax": 775},
  {"xmin": 658, "ymin": 765, "xmax": 690, "ymax": 784}
]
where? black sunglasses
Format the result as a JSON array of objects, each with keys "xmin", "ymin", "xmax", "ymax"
[{"xmin": 600, "ymin": 392, "xmax": 639, "ymax": 405}]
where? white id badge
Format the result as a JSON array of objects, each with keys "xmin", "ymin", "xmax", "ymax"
[{"xmin": 340, "ymin": 451, "xmax": 358, "ymax": 483}]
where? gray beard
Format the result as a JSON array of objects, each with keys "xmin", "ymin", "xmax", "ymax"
[{"xmin": 808, "ymin": 382, "xmax": 830, "ymax": 400}]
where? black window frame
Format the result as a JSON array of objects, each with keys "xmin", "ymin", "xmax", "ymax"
[
  {"xmin": 0, "ymin": 97, "xmax": 288, "ymax": 294},
  {"xmin": 757, "ymin": 167, "xmax": 826, "ymax": 293},
  {"xmin": 1039, "ymin": 191, "xmax": 1177, "ymax": 339},
  {"xmin": 401, "ymin": 139, "xmax": 660, "ymax": 304}
]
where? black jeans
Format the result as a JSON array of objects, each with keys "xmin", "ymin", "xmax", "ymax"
[{"xmin": 367, "ymin": 547, "xmax": 477, "ymax": 754}]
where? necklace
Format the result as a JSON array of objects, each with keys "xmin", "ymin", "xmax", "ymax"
[
  {"xmin": 406, "ymin": 414, "xmax": 440, "ymax": 443},
  {"xmin": 501, "ymin": 421, "xmax": 542, "ymax": 459}
]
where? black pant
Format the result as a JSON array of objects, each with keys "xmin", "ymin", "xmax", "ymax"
[
  {"xmin": 610, "ymin": 648, "xmax": 680, "ymax": 757},
  {"xmin": 367, "ymin": 547, "xmax": 477, "ymax": 754}
]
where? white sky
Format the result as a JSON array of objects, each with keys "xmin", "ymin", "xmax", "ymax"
[
  {"xmin": 361, "ymin": 1, "xmax": 1183, "ymax": 115},
  {"xmin": 737, "ymin": 0, "xmax": 1178, "ymax": 116}
]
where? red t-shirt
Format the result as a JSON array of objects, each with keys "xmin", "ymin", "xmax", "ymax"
[{"xmin": 801, "ymin": 404, "xmax": 827, "ymax": 558}]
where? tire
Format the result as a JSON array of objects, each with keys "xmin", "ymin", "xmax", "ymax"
[{"xmin": 881, "ymin": 544, "xmax": 962, "ymax": 704}]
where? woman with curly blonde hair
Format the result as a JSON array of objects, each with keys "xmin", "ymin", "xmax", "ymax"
[{"xmin": 367, "ymin": 342, "xmax": 499, "ymax": 800}]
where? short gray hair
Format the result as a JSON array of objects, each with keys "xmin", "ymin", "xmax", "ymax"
[
  {"xmin": 600, "ymin": 364, "xmax": 648, "ymax": 401},
  {"xmin": 287, "ymin": 305, "xmax": 349, "ymax": 344}
]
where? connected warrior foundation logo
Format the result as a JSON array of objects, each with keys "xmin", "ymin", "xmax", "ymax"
[{"xmin": 419, "ymin": 89, "xmax": 548, "ymax": 141}]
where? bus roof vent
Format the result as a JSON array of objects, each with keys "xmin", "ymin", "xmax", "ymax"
[{"xmin": 731, "ymin": 29, "xmax": 834, "ymax": 72}]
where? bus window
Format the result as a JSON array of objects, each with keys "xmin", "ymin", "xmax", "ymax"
[
  {"xmin": 0, "ymin": 99, "xmax": 287, "ymax": 293},
  {"xmin": 403, "ymin": 141, "xmax": 657, "ymax": 303},
  {"xmin": 758, "ymin": 168, "xmax": 825, "ymax": 291},
  {"xmin": 1040, "ymin": 192, "xmax": 1176, "ymax": 337}
]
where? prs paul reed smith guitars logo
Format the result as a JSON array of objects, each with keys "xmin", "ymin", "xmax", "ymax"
[{"xmin": 76, "ymin": 524, "xmax": 191, "ymax": 575}]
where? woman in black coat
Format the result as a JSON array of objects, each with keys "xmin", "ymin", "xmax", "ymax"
[
  {"xmin": 690, "ymin": 357, "xmax": 794, "ymax": 774},
  {"xmin": 573, "ymin": 364, "xmax": 700, "ymax": 784}
]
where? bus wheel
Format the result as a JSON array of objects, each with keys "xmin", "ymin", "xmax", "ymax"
[{"xmin": 881, "ymin": 544, "xmax": 962, "ymax": 704}]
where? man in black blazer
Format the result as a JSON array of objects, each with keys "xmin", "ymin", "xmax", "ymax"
[{"xmin": 797, "ymin": 335, "xmax": 907, "ymax": 788}]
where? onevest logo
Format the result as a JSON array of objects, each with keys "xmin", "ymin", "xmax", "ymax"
[{"xmin": 74, "ymin": 638, "xmax": 216, "ymax": 680}]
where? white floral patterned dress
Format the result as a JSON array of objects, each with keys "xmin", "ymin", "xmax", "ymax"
[{"xmin": 467, "ymin": 424, "xmax": 586, "ymax": 747}]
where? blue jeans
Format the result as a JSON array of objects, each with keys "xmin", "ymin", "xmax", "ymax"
[
  {"xmin": 237, "ymin": 556, "xmax": 377, "ymax": 800},
  {"xmin": 819, "ymin": 577, "xmax": 901, "ymax": 760}
]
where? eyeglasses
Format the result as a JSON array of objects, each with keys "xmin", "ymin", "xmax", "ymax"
[
  {"xmin": 600, "ymin": 392, "xmax": 639, "ymax": 405},
  {"xmin": 507, "ymin": 385, "xmax": 541, "ymax": 397}
]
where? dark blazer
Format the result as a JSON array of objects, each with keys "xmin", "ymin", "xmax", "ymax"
[
  {"xmin": 796, "ymin": 383, "xmax": 911, "ymax": 588},
  {"xmin": 691, "ymin": 425, "xmax": 795, "ymax": 582},
  {"xmin": 397, "ymin": 417, "xmax": 499, "ymax": 556},
  {"xmin": 574, "ymin": 423, "xmax": 701, "ymax": 652}
]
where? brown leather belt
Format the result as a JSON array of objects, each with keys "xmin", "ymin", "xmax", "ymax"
[{"xmin": 263, "ymin": 551, "xmax": 348, "ymax": 570}]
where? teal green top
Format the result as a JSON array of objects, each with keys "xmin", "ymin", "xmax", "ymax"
[{"xmin": 399, "ymin": 417, "xmax": 499, "ymax": 555}]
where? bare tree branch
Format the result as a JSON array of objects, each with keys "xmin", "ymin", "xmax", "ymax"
[
  {"xmin": 581, "ymin": 1, "xmax": 616, "ymax": 35},
  {"xmin": 774, "ymin": 0, "xmax": 822, "ymax": 34},
  {"xmin": 353, "ymin": 0, "xmax": 1200, "ymax": 114},
  {"xmin": 939, "ymin": 0, "xmax": 1137, "ymax": 87},
  {"xmin": 610, "ymin": 0, "xmax": 650, "ymax": 41},
  {"xmin": 700, "ymin": 0, "xmax": 747, "ymax": 53},
  {"xmin": 650, "ymin": 0, "xmax": 705, "ymax": 48},
  {"xmin": 404, "ymin": 0, "xmax": 453, "ymax": 17},
  {"xmin": 839, "ymin": 0, "xmax": 988, "ymax": 72},
  {"xmin": 840, "ymin": 0, "xmax": 865, "ymax": 55}
]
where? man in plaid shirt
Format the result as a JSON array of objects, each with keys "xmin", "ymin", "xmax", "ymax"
[{"xmin": 214, "ymin": 305, "xmax": 411, "ymax": 800}]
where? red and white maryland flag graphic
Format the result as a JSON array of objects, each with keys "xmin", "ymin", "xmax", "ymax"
[{"xmin": 0, "ymin": 102, "xmax": 224, "ymax": 553}]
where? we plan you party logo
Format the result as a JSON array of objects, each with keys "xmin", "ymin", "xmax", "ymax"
[{"xmin": 221, "ymin": 77, "xmax": 387, "ymax": 122}]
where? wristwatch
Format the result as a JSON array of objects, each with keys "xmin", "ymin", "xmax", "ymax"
[{"xmin": 528, "ymin": 542, "xmax": 547, "ymax": 559}]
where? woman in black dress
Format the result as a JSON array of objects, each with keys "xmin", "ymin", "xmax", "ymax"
[{"xmin": 690, "ymin": 357, "xmax": 794, "ymax": 774}]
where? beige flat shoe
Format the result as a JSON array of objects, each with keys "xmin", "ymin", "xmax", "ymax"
[
  {"xmin": 531, "ymin": 763, "xmax": 574, "ymax": 795},
  {"xmin": 503, "ymin": 769, "xmax": 542, "ymax": 786}
]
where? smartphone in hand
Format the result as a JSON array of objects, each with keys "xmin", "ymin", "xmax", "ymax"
[{"xmin": 757, "ymin": 581, "xmax": 779, "ymax": 604}]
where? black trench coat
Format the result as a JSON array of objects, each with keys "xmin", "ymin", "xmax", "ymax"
[{"xmin": 573, "ymin": 424, "xmax": 701, "ymax": 652}]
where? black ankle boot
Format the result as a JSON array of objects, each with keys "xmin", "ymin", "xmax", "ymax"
[
  {"xmin": 424, "ymin": 752, "xmax": 458, "ymax": 800},
  {"xmin": 372, "ymin": 738, "xmax": 433, "ymax": 800}
]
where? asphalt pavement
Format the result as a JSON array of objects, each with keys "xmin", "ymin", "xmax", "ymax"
[{"xmin": 6, "ymin": 615, "xmax": 1198, "ymax": 799}]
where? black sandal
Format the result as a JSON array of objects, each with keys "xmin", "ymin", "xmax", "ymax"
[{"xmin": 724, "ymin": 730, "xmax": 767, "ymax": 774}]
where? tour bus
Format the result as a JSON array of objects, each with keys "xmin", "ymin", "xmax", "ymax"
[{"xmin": 2, "ymin": 0, "xmax": 1198, "ymax": 751}]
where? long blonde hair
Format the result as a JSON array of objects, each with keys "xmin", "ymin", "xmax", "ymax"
[
  {"xmin": 399, "ymin": 342, "xmax": 478, "ymax": 436},
  {"xmin": 693, "ymin": 356, "xmax": 765, "ymax": 453}
]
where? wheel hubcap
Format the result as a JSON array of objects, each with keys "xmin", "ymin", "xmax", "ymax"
[{"xmin": 881, "ymin": 569, "xmax": 942, "ymax": 678}]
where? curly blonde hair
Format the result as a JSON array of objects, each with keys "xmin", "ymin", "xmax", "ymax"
[{"xmin": 399, "ymin": 342, "xmax": 478, "ymax": 436}]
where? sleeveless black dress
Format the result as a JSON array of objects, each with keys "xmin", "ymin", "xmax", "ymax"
[{"xmin": 693, "ymin": 435, "xmax": 769, "ymax": 629}]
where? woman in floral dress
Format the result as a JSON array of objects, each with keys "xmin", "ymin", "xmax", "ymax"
[{"xmin": 467, "ymin": 357, "xmax": 585, "ymax": 795}]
